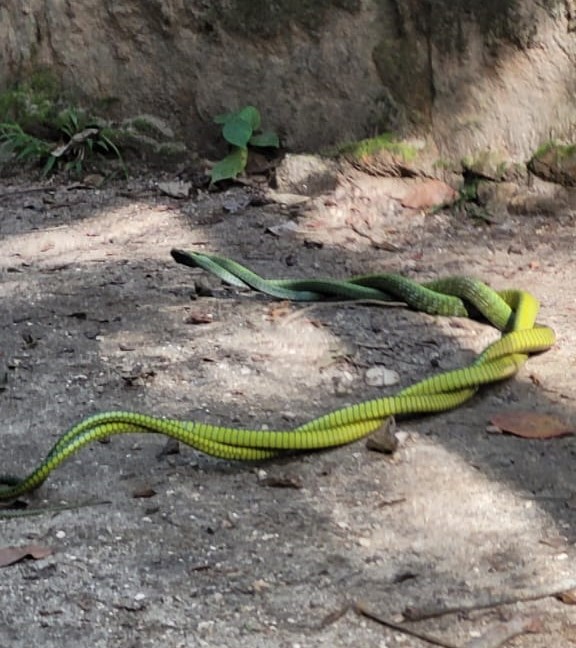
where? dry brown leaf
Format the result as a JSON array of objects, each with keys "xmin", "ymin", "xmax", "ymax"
[
  {"xmin": 157, "ymin": 180, "xmax": 191, "ymax": 199},
  {"xmin": 0, "ymin": 544, "xmax": 53, "ymax": 568},
  {"xmin": 489, "ymin": 411, "xmax": 574, "ymax": 439},
  {"xmin": 184, "ymin": 311, "xmax": 213, "ymax": 325},
  {"xmin": 258, "ymin": 474, "xmax": 303, "ymax": 489},
  {"xmin": 557, "ymin": 589, "xmax": 576, "ymax": 605},
  {"xmin": 132, "ymin": 487, "xmax": 157, "ymax": 499},
  {"xmin": 400, "ymin": 180, "xmax": 457, "ymax": 210},
  {"xmin": 251, "ymin": 578, "xmax": 271, "ymax": 593}
]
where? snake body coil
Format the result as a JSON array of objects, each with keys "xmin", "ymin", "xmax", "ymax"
[{"xmin": 0, "ymin": 250, "xmax": 555, "ymax": 501}]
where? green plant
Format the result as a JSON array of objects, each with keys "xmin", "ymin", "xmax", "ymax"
[
  {"xmin": 210, "ymin": 105, "xmax": 279, "ymax": 183},
  {"xmin": 0, "ymin": 123, "xmax": 52, "ymax": 162},
  {"xmin": 331, "ymin": 133, "xmax": 417, "ymax": 162},
  {"xmin": 0, "ymin": 71, "xmax": 61, "ymax": 128},
  {"xmin": 0, "ymin": 98, "xmax": 125, "ymax": 177},
  {"xmin": 532, "ymin": 140, "xmax": 576, "ymax": 161},
  {"xmin": 43, "ymin": 107, "xmax": 125, "ymax": 177}
]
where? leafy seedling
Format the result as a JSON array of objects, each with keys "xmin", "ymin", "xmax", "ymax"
[{"xmin": 211, "ymin": 105, "xmax": 279, "ymax": 184}]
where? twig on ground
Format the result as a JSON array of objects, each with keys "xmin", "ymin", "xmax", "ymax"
[
  {"xmin": 354, "ymin": 600, "xmax": 460, "ymax": 648},
  {"xmin": 403, "ymin": 579, "xmax": 576, "ymax": 621},
  {"xmin": 318, "ymin": 604, "xmax": 351, "ymax": 628},
  {"xmin": 0, "ymin": 182, "xmax": 99, "ymax": 200},
  {"xmin": 0, "ymin": 186, "xmax": 54, "ymax": 200},
  {"xmin": 0, "ymin": 500, "xmax": 111, "ymax": 519}
]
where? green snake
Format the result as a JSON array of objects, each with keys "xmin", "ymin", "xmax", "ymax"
[{"xmin": 0, "ymin": 249, "xmax": 555, "ymax": 502}]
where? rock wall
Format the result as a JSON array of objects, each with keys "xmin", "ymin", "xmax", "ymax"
[{"xmin": 1, "ymin": 0, "xmax": 576, "ymax": 162}]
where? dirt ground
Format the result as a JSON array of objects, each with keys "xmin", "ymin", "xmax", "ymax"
[{"xmin": 0, "ymin": 167, "xmax": 575, "ymax": 648}]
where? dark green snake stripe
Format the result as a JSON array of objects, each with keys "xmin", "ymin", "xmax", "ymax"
[{"xmin": 0, "ymin": 250, "xmax": 555, "ymax": 503}]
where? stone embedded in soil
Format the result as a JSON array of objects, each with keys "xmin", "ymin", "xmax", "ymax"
[
  {"xmin": 274, "ymin": 154, "xmax": 339, "ymax": 197},
  {"xmin": 364, "ymin": 366, "xmax": 400, "ymax": 387}
]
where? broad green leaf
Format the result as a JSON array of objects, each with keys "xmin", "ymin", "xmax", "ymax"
[
  {"xmin": 249, "ymin": 130, "xmax": 280, "ymax": 148},
  {"xmin": 210, "ymin": 147, "xmax": 248, "ymax": 183},
  {"xmin": 236, "ymin": 106, "xmax": 261, "ymax": 130},
  {"xmin": 214, "ymin": 106, "xmax": 261, "ymax": 130},
  {"xmin": 214, "ymin": 111, "xmax": 235, "ymax": 125},
  {"xmin": 222, "ymin": 116, "xmax": 253, "ymax": 148}
]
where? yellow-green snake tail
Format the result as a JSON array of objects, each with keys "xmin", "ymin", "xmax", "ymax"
[{"xmin": 0, "ymin": 250, "xmax": 555, "ymax": 502}]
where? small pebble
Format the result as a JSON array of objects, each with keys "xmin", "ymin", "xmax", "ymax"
[{"xmin": 365, "ymin": 366, "xmax": 400, "ymax": 387}]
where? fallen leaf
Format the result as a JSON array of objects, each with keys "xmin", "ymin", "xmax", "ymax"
[
  {"xmin": 539, "ymin": 536, "xmax": 569, "ymax": 549},
  {"xmin": 266, "ymin": 220, "xmax": 301, "ymax": 236},
  {"xmin": 400, "ymin": 180, "xmax": 457, "ymax": 210},
  {"xmin": 132, "ymin": 487, "xmax": 157, "ymax": 499},
  {"xmin": 0, "ymin": 544, "xmax": 53, "ymax": 568},
  {"xmin": 83, "ymin": 173, "xmax": 105, "ymax": 188},
  {"xmin": 251, "ymin": 578, "xmax": 271, "ymax": 593},
  {"xmin": 184, "ymin": 312, "xmax": 213, "ymax": 325},
  {"xmin": 157, "ymin": 181, "xmax": 191, "ymax": 199},
  {"xmin": 489, "ymin": 411, "xmax": 574, "ymax": 439},
  {"xmin": 266, "ymin": 191, "xmax": 309, "ymax": 207},
  {"xmin": 259, "ymin": 474, "xmax": 303, "ymax": 489},
  {"xmin": 557, "ymin": 589, "xmax": 576, "ymax": 605}
]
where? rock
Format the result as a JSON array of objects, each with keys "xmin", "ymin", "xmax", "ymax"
[
  {"xmin": 274, "ymin": 154, "xmax": 339, "ymax": 197},
  {"xmin": 341, "ymin": 135, "xmax": 451, "ymax": 180},
  {"xmin": 462, "ymin": 150, "xmax": 510, "ymax": 181},
  {"xmin": 528, "ymin": 142, "xmax": 576, "ymax": 187},
  {"xmin": 365, "ymin": 417, "xmax": 399, "ymax": 454},
  {"xmin": 364, "ymin": 366, "xmax": 400, "ymax": 387},
  {"xmin": 400, "ymin": 179, "xmax": 457, "ymax": 210},
  {"xmin": 476, "ymin": 181, "xmax": 519, "ymax": 219},
  {"xmin": 506, "ymin": 176, "xmax": 569, "ymax": 216},
  {"xmin": 221, "ymin": 190, "xmax": 252, "ymax": 213},
  {"xmin": 508, "ymin": 193, "xmax": 568, "ymax": 216},
  {"xmin": 477, "ymin": 181, "xmax": 518, "ymax": 206}
]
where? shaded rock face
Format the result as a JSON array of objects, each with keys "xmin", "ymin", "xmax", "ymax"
[{"xmin": 1, "ymin": 0, "xmax": 575, "ymax": 161}]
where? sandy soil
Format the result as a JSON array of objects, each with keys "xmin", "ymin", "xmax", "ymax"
[{"xmin": 0, "ymin": 168, "xmax": 575, "ymax": 647}]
